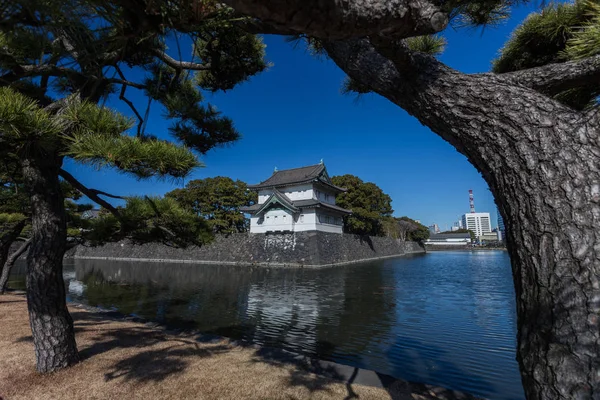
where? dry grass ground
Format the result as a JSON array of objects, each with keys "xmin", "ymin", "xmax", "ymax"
[{"xmin": 0, "ymin": 293, "xmax": 476, "ymax": 400}]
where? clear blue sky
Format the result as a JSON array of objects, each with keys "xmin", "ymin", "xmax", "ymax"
[{"xmin": 66, "ymin": 2, "xmax": 541, "ymax": 230}]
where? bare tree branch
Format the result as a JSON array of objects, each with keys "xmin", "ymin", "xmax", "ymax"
[
  {"xmin": 58, "ymin": 169, "xmax": 123, "ymax": 220},
  {"xmin": 106, "ymin": 78, "xmax": 146, "ymax": 90},
  {"xmin": 152, "ymin": 48, "xmax": 211, "ymax": 71},
  {"xmin": 115, "ymin": 66, "xmax": 145, "ymax": 136},
  {"xmin": 500, "ymin": 55, "xmax": 600, "ymax": 96},
  {"xmin": 222, "ymin": 0, "xmax": 447, "ymax": 39}
]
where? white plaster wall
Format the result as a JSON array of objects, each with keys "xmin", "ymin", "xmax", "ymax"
[
  {"xmin": 281, "ymin": 184, "xmax": 313, "ymax": 201},
  {"xmin": 313, "ymin": 188, "xmax": 337, "ymax": 204},
  {"xmin": 315, "ymin": 223, "xmax": 343, "ymax": 234},
  {"xmin": 258, "ymin": 190, "xmax": 272, "ymax": 204},
  {"xmin": 249, "ymin": 209, "xmax": 293, "ymax": 233},
  {"xmin": 257, "ymin": 185, "xmax": 314, "ymax": 204},
  {"xmin": 293, "ymin": 209, "xmax": 318, "ymax": 232}
]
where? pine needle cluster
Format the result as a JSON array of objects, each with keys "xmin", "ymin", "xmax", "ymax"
[{"xmin": 493, "ymin": 0, "xmax": 600, "ymax": 109}]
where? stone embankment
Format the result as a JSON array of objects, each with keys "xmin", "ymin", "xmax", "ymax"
[{"xmin": 67, "ymin": 232, "xmax": 425, "ymax": 267}]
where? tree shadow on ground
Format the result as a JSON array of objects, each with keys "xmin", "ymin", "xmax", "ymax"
[
  {"xmin": 15, "ymin": 309, "xmax": 482, "ymax": 399},
  {"xmin": 248, "ymin": 338, "xmax": 481, "ymax": 400},
  {"xmin": 67, "ymin": 311, "xmax": 232, "ymax": 383}
]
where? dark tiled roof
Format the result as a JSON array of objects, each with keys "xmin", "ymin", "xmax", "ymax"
[
  {"xmin": 241, "ymin": 190, "xmax": 299, "ymax": 215},
  {"xmin": 248, "ymin": 164, "xmax": 346, "ymax": 192},
  {"xmin": 240, "ymin": 195, "xmax": 352, "ymax": 216},
  {"xmin": 269, "ymin": 189, "xmax": 298, "ymax": 212},
  {"xmin": 240, "ymin": 204, "xmax": 260, "ymax": 212},
  {"xmin": 428, "ymin": 233, "xmax": 471, "ymax": 240},
  {"xmin": 294, "ymin": 199, "xmax": 352, "ymax": 214}
]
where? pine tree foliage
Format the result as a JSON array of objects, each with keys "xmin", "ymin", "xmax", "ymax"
[
  {"xmin": 564, "ymin": 1, "xmax": 600, "ymax": 60},
  {"xmin": 405, "ymin": 35, "xmax": 447, "ymax": 55},
  {"xmin": 85, "ymin": 196, "xmax": 212, "ymax": 246},
  {"xmin": 1, "ymin": 0, "xmax": 268, "ymax": 252},
  {"xmin": 1, "ymin": 0, "xmax": 267, "ymax": 154},
  {"xmin": 493, "ymin": 0, "xmax": 600, "ymax": 109},
  {"xmin": 0, "ymin": 87, "xmax": 200, "ymax": 179}
]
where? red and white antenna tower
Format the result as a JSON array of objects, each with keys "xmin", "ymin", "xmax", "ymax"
[{"xmin": 469, "ymin": 189, "xmax": 475, "ymax": 213}]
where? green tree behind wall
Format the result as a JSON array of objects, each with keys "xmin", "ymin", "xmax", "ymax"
[
  {"xmin": 166, "ymin": 177, "xmax": 257, "ymax": 234},
  {"xmin": 332, "ymin": 174, "xmax": 393, "ymax": 236}
]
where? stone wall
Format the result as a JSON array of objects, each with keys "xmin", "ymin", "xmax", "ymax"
[{"xmin": 68, "ymin": 232, "xmax": 425, "ymax": 267}]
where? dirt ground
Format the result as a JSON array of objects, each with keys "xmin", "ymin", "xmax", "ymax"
[{"xmin": 0, "ymin": 293, "xmax": 475, "ymax": 400}]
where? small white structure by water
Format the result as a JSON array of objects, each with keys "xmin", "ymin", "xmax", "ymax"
[
  {"xmin": 241, "ymin": 163, "xmax": 352, "ymax": 234},
  {"xmin": 425, "ymin": 232, "xmax": 472, "ymax": 246}
]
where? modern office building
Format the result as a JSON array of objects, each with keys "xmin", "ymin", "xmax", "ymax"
[
  {"xmin": 428, "ymin": 223, "xmax": 440, "ymax": 235},
  {"xmin": 497, "ymin": 206, "xmax": 506, "ymax": 239},
  {"xmin": 461, "ymin": 212, "xmax": 492, "ymax": 238}
]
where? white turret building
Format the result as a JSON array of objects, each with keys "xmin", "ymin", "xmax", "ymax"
[{"xmin": 241, "ymin": 163, "xmax": 352, "ymax": 234}]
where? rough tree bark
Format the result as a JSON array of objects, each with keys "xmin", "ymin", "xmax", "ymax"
[
  {"xmin": 22, "ymin": 155, "xmax": 79, "ymax": 372},
  {"xmin": 213, "ymin": 1, "xmax": 600, "ymax": 394},
  {"xmin": 322, "ymin": 38, "xmax": 600, "ymax": 399},
  {"xmin": 223, "ymin": 0, "xmax": 447, "ymax": 39},
  {"xmin": 0, "ymin": 237, "xmax": 32, "ymax": 294},
  {"xmin": 0, "ymin": 219, "xmax": 26, "ymax": 290}
]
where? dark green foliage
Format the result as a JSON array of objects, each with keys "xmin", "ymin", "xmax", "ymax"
[
  {"xmin": 405, "ymin": 35, "xmax": 447, "ymax": 55},
  {"xmin": 493, "ymin": 0, "xmax": 600, "ymax": 109},
  {"xmin": 1, "ymin": 163, "xmax": 94, "ymax": 241},
  {"xmin": 144, "ymin": 65, "xmax": 240, "ymax": 155},
  {"xmin": 2, "ymin": 0, "xmax": 267, "ymax": 159},
  {"xmin": 331, "ymin": 174, "xmax": 393, "ymax": 236},
  {"xmin": 400, "ymin": 216, "xmax": 431, "ymax": 241},
  {"xmin": 382, "ymin": 216, "xmax": 430, "ymax": 241},
  {"xmin": 166, "ymin": 176, "xmax": 256, "ymax": 234},
  {"xmin": 85, "ymin": 196, "xmax": 213, "ymax": 246},
  {"xmin": 194, "ymin": 9, "xmax": 270, "ymax": 92},
  {"xmin": 0, "ymin": 163, "xmax": 28, "ymax": 215},
  {"xmin": 564, "ymin": 1, "xmax": 600, "ymax": 60},
  {"xmin": 1, "ymin": 0, "xmax": 267, "ymax": 247}
]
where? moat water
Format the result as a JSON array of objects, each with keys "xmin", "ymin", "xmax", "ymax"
[{"xmin": 9, "ymin": 250, "xmax": 524, "ymax": 399}]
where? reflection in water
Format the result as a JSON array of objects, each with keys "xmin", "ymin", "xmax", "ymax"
[{"xmin": 8, "ymin": 251, "xmax": 524, "ymax": 400}]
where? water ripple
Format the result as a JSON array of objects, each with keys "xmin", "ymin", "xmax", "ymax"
[{"xmin": 9, "ymin": 250, "xmax": 524, "ymax": 400}]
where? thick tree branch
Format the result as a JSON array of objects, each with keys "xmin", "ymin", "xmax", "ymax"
[
  {"xmin": 0, "ymin": 64, "xmax": 87, "ymax": 85},
  {"xmin": 7, "ymin": 238, "xmax": 31, "ymax": 263},
  {"xmin": 222, "ymin": 0, "xmax": 448, "ymax": 39},
  {"xmin": 58, "ymin": 169, "xmax": 123, "ymax": 220},
  {"xmin": 0, "ymin": 63, "xmax": 145, "ymax": 91},
  {"xmin": 0, "ymin": 237, "xmax": 31, "ymax": 294},
  {"xmin": 152, "ymin": 49, "xmax": 211, "ymax": 70},
  {"xmin": 235, "ymin": 18, "xmax": 300, "ymax": 35},
  {"xmin": 500, "ymin": 55, "xmax": 600, "ymax": 96}
]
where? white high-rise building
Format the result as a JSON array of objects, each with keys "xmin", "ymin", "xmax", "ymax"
[{"xmin": 461, "ymin": 213, "xmax": 492, "ymax": 238}]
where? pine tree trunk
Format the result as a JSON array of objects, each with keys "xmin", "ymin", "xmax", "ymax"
[
  {"xmin": 22, "ymin": 156, "xmax": 79, "ymax": 373},
  {"xmin": 324, "ymin": 40, "xmax": 600, "ymax": 399},
  {"xmin": 0, "ymin": 238, "xmax": 32, "ymax": 294}
]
